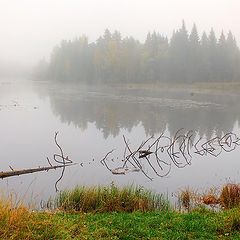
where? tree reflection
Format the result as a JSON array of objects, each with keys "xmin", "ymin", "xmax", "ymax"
[{"xmin": 37, "ymin": 84, "xmax": 240, "ymax": 139}]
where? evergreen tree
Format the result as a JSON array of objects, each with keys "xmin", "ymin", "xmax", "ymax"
[
  {"xmin": 189, "ymin": 24, "xmax": 199, "ymax": 46},
  {"xmin": 199, "ymin": 32, "xmax": 210, "ymax": 81},
  {"xmin": 218, "ymin": 31, "xmax": 226, "ymax": 47},
  {"xmin": 208, "ymin": 28, "xmax": 217, "ymax": 47},
  {"xmin": 226, "ymin": 31, "xmax": 240, "ymax": 80},
  {"xmin": 169, "ymin": 20, "xmax": 189, "ymax": 81},
  {"xmin": 217, "ymin": 31, "xmax": 227, "ymax": 80},
  {"xmin": 200, "ymin": 31, "xmax": 208, "ymax": 47},
  {"xmin": 189, "ymin": 24, "xmax": 200, "ymax": 82},
  {"xmin": 208, "ymin": 28, "xmax": 218, "ymax": 81},
  {"xmin": 227, "ymin": 31, "xmax": 237, "ymax": 50},
  {"xmin": 43, "ymin": 23, "xmax": 240, "ymax": 84}
]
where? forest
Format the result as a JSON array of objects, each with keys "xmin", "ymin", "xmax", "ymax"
[{"xmin": 35, "ymin": 21, "xmax": 240, "ymax": 84}]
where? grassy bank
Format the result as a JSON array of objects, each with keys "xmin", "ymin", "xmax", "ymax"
[
  {"xmin": 0, "ymin": 184, "xmax": 239, "ymax": 239},
  {"xmin": 0, "ymin": 206, "xmax": 239, "ymax": 239}
]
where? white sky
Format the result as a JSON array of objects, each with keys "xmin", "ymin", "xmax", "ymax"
[{"xmin": 0, "ymin": 0, "xmax": 239, "ymax": 66}]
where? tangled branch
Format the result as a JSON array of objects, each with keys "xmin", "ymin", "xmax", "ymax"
[{"xmin": 100, "ymin": 129, "xmax": 240, "ymax": 179}]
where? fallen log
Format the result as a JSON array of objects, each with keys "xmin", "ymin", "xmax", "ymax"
[{"xmin": 0, "ymin": 163, "xmax": 77, "ymax": 179}]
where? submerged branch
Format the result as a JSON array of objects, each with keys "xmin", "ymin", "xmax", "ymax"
[{"xmin": 101, "ymin": 129, "xmax": 240, "ymax": 180}]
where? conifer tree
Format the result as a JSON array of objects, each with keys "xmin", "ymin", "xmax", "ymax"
[
  {"xmin": 189, "ymin": 24, "xmax": 199, "ymax": 46},
  {"xmin": 44, "ymin": 23, "xmax": 240, "ymax": 84},
  {"xmin": 189, "ymin": 24, "xmax": 200, "ymax": 82}
]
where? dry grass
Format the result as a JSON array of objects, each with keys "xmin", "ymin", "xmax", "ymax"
[
  {"xmin": 178, "ymin": 184, "xmax": 240, "ymax": 211},
  {"xmin": 0, "ymin": 196, "xmax": 78, "ymax": 239},
  {"xmin": 202, "ymin": 194, "xmax": 219, "ymax": 205},
  {"xmin": 202, "ymin": 187, "xmax": 219, "ymax": 206},
  {"xmin": 0, "ymin": 197, "xmax": 31, "ymax": 238},
  {"xmin": 177, "ymin": 188, "xmax": 201, "ymax": 211},
  {"xmin": 219, "ymin": 183, "xmax": 240, "ymax": 209},
  {"xmin": 179, "ymin": 188, "xmax": 191, "ymax": 210}
]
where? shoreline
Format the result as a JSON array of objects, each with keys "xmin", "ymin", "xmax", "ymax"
[{"xmin": 0, "ymin": 183, "xmax": 239, "ymax": 239}]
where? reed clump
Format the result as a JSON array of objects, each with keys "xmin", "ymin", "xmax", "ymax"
[
  {"xmin": 201, "ymin": 187, "xmax": 220, "ymax": 206},
  {"xmin": 219, "ymin": 183, "xmax": 240, "ymax": 209},
  {"xmin": 178, "ymin": 188, "xmax": 200, "ymax": 211},
  {"xmin": 178, "ymin": 184, "xmax": 240, "ymax": 211},
  {"xmin": 53, "ymin": 183, "xmax": 169, "ymax": 213},
  {"xmin": 202, "ymin": 195, "xmax": 219, "ymax": 205}
]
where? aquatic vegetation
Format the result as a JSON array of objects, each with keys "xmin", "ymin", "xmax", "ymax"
[
  {"xmin": 178, "ymin": 184, "xmax": 240, "ymax": 211},
  {"xmin": 202, "ymin": 194, "xmax": 219, "ymax": 205},
  {"xmin": 201, "ymin": 187, "xmax": 220, "ymax": 206},
  {"xmin": 179, "ymin": 188, "xmax": 192, "ymax": 210},
  {"xmin": 220, "ymin": 183, "xmax": 240, "ymax": 209},
  {"xmin": 52, "ymin": 183, "xmax": 170, "ymax": 213},
  {"xmin": 177, "ymin": 188, "xmax": 201, "ymax": 211}
]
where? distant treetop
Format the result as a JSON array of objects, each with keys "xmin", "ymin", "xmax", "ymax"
[{"xmin": 35, "ymin": 22, "xmax": 240, "ymax": 84}]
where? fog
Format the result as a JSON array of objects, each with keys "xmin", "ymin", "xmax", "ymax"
[
  {"xmin": 0, "ymin": 0, "xmax": 240, "ymax": 69},
  {"xmin": 1, "ymin": 0, "xmax": 240, "ymax": 208}
]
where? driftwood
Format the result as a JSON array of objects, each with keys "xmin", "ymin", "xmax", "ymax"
[{"xmin": 0, "ymin": 163, "xmax": 76, "ymax": 179}]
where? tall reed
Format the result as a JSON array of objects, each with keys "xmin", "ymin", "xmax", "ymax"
[
  {"xmin": 52, "ymin": 183, "xmax": 169, "ymax": 212},
  {"xmin": 220, "ymin": 183, "xmax": 240, "ymax": 209}
]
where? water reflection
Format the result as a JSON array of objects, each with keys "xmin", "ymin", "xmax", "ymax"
[
  {"xmin": 37, "ymin": 84, "xmax": 240, "ymax": 139},
  {"xmin": 0, "ymin": 81, "xmax": 239, "ymax": 205},
  {"xmin": 34, "ymin": 83, "xmax": 240, "ymax": 185}
]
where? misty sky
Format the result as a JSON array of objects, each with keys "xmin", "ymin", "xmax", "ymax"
[{"xmin": 0, "ymin": 0, "xmax": 239, "ymax": 67}]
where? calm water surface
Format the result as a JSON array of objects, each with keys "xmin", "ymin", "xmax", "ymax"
[{"xmin": 0, "ymin": 79, "xmax": 239, "ymax": 206}]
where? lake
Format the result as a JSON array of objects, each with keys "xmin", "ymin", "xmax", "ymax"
[{"xmin": 0, "ymin": 79, "xmax": 240, "ymax": 207}]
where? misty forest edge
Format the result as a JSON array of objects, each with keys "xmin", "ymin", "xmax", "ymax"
[{"xmin": 34, "ymin": 21, "xmax": 240, "ymax": 84}]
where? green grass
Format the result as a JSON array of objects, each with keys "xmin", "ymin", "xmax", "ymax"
[
  {"xmin": 0, "ymin": 207, "xmax": 239, "ymax": 239},
  {"xmin": 51, "ymin": 183, "xmax": 170, "ymax": 213},
  {"xmin": 83, "ymin": 209, "xmax": 240, "ymax": 239}
]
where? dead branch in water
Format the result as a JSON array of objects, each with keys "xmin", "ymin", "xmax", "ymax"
[
  {"xmin": 51, "ymin": 132, "xmax": 74, "ymax": 192},
  {"xmin": 101, "ymin": 129, "xmax": 240, "ymax": 180},
  {"xmin": 0, "ymin": 163, "xmax": 76, "ymax": 179},
  {"xmin": 1, "ymin": 132, "xmax": 75, "ymax": 192}
]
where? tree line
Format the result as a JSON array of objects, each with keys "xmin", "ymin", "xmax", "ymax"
[{"xmin": 36, "ymin": 21, "xmax": 240, "ymax": 84}]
